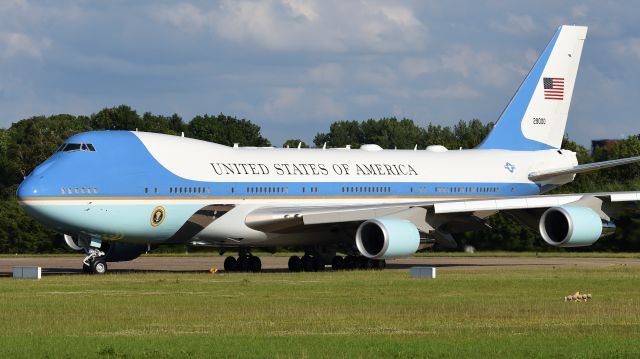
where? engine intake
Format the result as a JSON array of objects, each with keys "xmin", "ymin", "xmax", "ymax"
[
  {"xmin": 539, "ymin": 206, "xmax": 615, "ymax": 247},
  {"xmin": 355, "ymin": 218, "xmax": 420, "ymax": 259}
]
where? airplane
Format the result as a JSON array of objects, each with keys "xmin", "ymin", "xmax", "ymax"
[{"xmin": 16, "ymin": 25, "xmax": 640, "ymax": 274}]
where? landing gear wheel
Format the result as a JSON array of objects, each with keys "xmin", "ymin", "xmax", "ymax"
[
  {"xmin": 331, "ymin": 256, "xmax": 344, "ymax": 271},
  {"xmin": 288, "ymin": 256, "xmax": 302, "ymax": 272},
  {"xmin": 238, "ymin": 256, "xmax": 251, "ymax": 272},
  {"xmin": 302, "ymin": 255, "xmax": 315, "ymax": 272},
  {"xmin": 362, "ymin": 258, "xmax": 375, "ymax": 270},
  {"xmin": 344, "ymin": 256, "xmax": 357, "ymax": 270},
  {"xmin": 374, "ymin": 259, "xmax": 386, "ymax": 270},
  {"xmin": 91, "ymin": 258, "xmax": 107, "ymax": 274},
  {"xmin": 313, "ymin": 257, "xmax": 325, "ymax": 271},
  {"xmin": 249, "ymin": 256, "xmax": 262, "ymax": 272},
  {"xmin": 82, "ymin": 263, "xmax": 91, "ymax": 273},
  {"xmin": 224, "ymin": 256, "xmax": 238, "ymax": 272}
]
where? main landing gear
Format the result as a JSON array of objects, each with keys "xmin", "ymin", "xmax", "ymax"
[
  {"xmin": 223, "ymin": 251, "xmax": 262, "ymax": 272},
  {"xmin": 287, "ymin": 254, "xmax": 385, "ymax": 272}
]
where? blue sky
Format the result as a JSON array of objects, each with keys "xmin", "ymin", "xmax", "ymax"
[{"xmin": 1, "ymin": 1, "xmax": 639, "ymax": 147}]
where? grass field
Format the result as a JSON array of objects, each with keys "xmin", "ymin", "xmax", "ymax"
[{"xmin": 1, "ymin": 265, "xmax": 640, "ymax": 358}]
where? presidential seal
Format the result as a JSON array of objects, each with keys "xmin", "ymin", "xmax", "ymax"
[{"xmin": 150, "ymin": 206, "xmax": 166, "ymax": 227}]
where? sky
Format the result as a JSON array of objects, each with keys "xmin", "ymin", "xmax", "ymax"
[{"xmin": 1, "ymin": 0, "xmax": 639, "ymax": 148}]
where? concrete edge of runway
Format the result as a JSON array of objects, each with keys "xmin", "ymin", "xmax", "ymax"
[{"xmin": 2, "ymin": 255, "xmax": 640, "ymax": 276}]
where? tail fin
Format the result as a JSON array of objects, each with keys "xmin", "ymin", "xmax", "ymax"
[{"xmin": 478, "ymin": 25, "xmax": 587, "ymax": 151}]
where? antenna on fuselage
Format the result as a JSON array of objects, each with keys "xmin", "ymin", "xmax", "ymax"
[
  {"xmin": 297, "ymin": 142, "xmax": 301, "ymax": 149},
  {"xmin": 414, "ymin": 144, "xmax": 417, "ymax": 150},
  {"xmin": 181, "ymin": 132, "xmax": 184, "ymax": 137},
  {"xmin": 322, "ymin": 142, "xmax": 326, "ymax": 149}
]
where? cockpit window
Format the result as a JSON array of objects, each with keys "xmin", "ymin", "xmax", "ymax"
[
  {"xmin": 63, "ymin": 144, "xmax": 82, "ymax": 152},
  {"xmin": 58, "ymin": 143, "xmax": 96, "ymax": 152}
]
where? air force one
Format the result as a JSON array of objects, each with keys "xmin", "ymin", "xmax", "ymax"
[{"xmin": 16, "ymin": 25, "xmax": 640, "ymax": 274}]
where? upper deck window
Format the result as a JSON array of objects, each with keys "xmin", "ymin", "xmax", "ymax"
[{"xmin": 58, "ymin": 143, "xmax": 96, "ymax": 152}]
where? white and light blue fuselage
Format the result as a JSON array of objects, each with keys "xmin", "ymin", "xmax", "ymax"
[{"xmin": 16, "ymin": 130, "xmax": 577, "ymax": 246}]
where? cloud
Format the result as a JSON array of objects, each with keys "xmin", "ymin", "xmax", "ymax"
[
  {"xmin": 263, "ymin": 87, "xmax": 305, "ymax": 118},
  {"xmin": 152, "ymin": 3, "xmax": 211, "ymax": 32},
  {"xmin": 263, "ymin": 86, "xmax": 344, "ymax": 122},
  {"xmin": 152, "ymin": 0, "xmax": 427, "ymax": 52},
  {"xmin": 571, "ymin": 5, "xmax": 588, "ymax": 18},
  {"xmin": 399, "ymin": 57, "xmax": 438, "ymax": 77},
  {"xmin": 0, "ymin": 32, "xmax": 50, "ymax": 59},
  {"xmin": 491, "ymin": 14, "xmax": 536, "ymax": 34},
  {"xmin": 439, "ymin": 45, "xmax": 516, "ymax": 88},
  {"xmin": 307, "ymin": 63, "xmax": 344, "ymax": 85},
  {"xmin": 418, "ymin": 84, "xmax": 480, "ymax": 99},
  {"xmin": 611, "ymin": 38, "xmax": 640, "ymax": 61}
]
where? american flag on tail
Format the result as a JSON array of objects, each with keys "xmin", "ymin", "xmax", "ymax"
[{"xmin": 543, "ymin": 77, "xmax": 564, "ymax": 100}]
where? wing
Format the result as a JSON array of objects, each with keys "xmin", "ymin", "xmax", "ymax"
[{"xmin": 245, "ymin": 191, "xmax": 640, "ymax": 247}]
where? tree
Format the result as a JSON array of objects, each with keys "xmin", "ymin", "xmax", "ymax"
[
  {"xmin": 424, "ymin": 123, "xmax": 457, "ymax": 149},
  {"xmin": 282, "ymin": 139, "xmax": 309, "ymax": 148},
  {"xmin": 140, "ymin": 112, "xmax": 186, "ymax": 135},
  {"xmin": 601, "ymin": 136, "xmax": 640, "ymax": 183},
  {"xmin": 313, "ymin": 120, "xmax": 362, "ymax": 148},
  {"xmin": 453, "ymin": 119, "xmax": 493, "ymax": 148},
  {"xmin": 188, "ymin": 114, "xmax": 270, "ymax": 147},
  {"xmin": 360, "ymin": 118, "xmax": 428, "ymax": 149},
  {"xmin": 90, "ymin": 105, "xmax": 142, "ymax": 131}
]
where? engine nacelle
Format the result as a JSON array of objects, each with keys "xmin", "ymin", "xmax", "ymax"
[
  {"xmin": 355, "ymin": 218, "xmax": 420, "ymax": 259},
  {"xmin": 102, "ymin": 241, "xmax": 148, "ymax": 262},
  {"xmin": 539, "ymin": 206, "xmax": 615, "ymax": 247}
]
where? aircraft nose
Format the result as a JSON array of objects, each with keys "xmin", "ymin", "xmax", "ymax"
[{"xmin": 16, "ymin": 176, "xmax": 40, "ymax": 200}]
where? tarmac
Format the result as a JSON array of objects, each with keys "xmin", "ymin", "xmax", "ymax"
[{"xmin": 1, "ymin": 255, "xmax": 640, "ymax": 276}]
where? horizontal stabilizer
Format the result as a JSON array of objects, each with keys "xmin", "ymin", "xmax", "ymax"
[{"xmin": 529, "ymin": 156, "xmax": 640, "ymax": 181}]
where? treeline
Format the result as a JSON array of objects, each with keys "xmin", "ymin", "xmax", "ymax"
[{"xmin": 0, "ymin": 105, "xmax": 639, "ymax": 253}]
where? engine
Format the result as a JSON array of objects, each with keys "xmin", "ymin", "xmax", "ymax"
[
  {"xmin": 539, "ymin": 205, "xmax": 615, "ymax": 247},
  {"xmin": 355, "ymin": 218, "xmax": 420, "ymax": 259},
  {"xmin": 101, "ymin": 241, "xmax": 148, "ymax": 262}
]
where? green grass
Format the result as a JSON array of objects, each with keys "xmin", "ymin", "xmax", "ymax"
[{"xmin": 1, "ymin": 266, "xmax": 640, "ymax": 358}]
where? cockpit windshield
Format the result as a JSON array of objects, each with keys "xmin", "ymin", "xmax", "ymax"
[{"xmin": 57, "ymin": 143, "xmax": 96, "ymax": 152}]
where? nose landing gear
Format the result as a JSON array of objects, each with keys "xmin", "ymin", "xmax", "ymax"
[{"xmin": 81, "ymin": 240, "xmax": 108, "ymax": 275}]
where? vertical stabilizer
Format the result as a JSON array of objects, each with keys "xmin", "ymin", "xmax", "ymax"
[{"xmin": 478, "ymin": 25, "xmax": 587, "ymax": 151}]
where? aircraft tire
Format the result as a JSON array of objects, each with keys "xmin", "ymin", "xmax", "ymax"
[
  {"xmin": 249, "ymin": 256, "xmax": 262, "ymax": 272},
  {"xmin": 302, "ymin": 255, "xmax": 315, "ymax": 272},
  {"xmin": 375, "ymin": 259, "xmax": 386, "ymax": 270},
  {"xmin": 238, "ymin": 256, "xmax": 251, "ymax": 272},
  {"xmin": 344, "ymin": 256, "xmax": 356, "ymax": 270},
  {"xmin": 331, "ymin": 256, "xmax": 344, "ymax": 271},
  {"xmin": 224, "ymin": 256, "xmax": 238, "ymax": 272},
  {"xmin": 288, "ymin": 256, "xmax": 302, "ymax": 272},
  {"xmin": 91, "ymin": 258, "xmax": 108, "ymax": 274},
  {"xmin": 313, "ymin": 256, "xmax": 324, "ymax": 271},
  {"xmin": 82, "ymin": 263, "xmax": 91, "ymax": 273}
]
